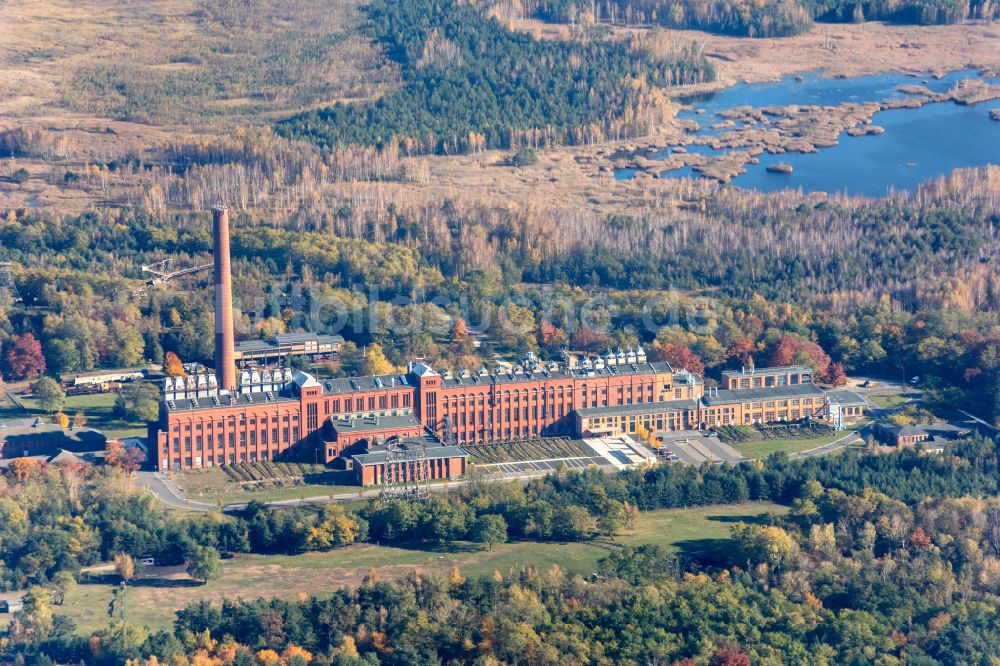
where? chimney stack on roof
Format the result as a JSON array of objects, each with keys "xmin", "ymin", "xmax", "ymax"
[{"xmin": 213, "ymin": 206, "xmax": 236, "ymax": 391}]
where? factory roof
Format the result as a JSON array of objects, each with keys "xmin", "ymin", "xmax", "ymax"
[
  {"xmin": 575, "ymin": 399, "xmax": 699, "ymax": 419},
  {"xmin": 234, "ymin": 340, "xmax": 273, "ymax": 352},
  {"xmin": 352, "ymin": 444, "xmax": 469, "ymax": 466},
  {"xmin": 700, "ymin": 383, "xmax": 827, "ymax": 406},
  {"xmin": 876, "ymin": 421, "xmax": 972, "ymax": 438},
  {"xmin": 0, "ymin": 420, "xmax": 108, "ymax": 451},
  {"xmin": 825, "ymin": 389, "xmax": 868, "ymax": 407},
  {"xmin": 163, "ymin": 359, "xmax": 685, "ymax": 412},
  {"xmin": 235, "ymin": 333, "xmax": 344, "ymax": 354},
  {"xmin": 436, "ymin": 361, "xmax": 676, "ymax": 389},
  {"xmin": 329, "ymin": 412, "xmax": 422, "ymax": 435},
  {"xmin": 274, "ymin": 333, "xmax": 345, "ymax": 345},
  {"xmin": 319, "ymin": 373, "xmax": 414, "ymax": 396},
  {"xmin": 164, "ymin": 392, "xmax": 297, "ymax": 412},
  {"xmin": 293, "ymin": 371, "xmax": 321, "ymax": 389},
  {"xmin": 721, "ymin": 365, "xmax": 813, "ymax": 377}
]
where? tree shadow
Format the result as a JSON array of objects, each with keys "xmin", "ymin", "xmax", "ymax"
[
  {"xmin": 371, "ymin": 540, "xmax": 483, "ymax": 555},
  {"xmin": 673, "ymin": 537, "xmax": 738, "ymax": 567},
  {"xmin": 705, "ymin": 512, "xmax": 776, "ymax": 525},
  {"xmin": 129, "ymin": 577, "xmax": 202, "ymax": 589},
  {"xmin": 303, "ymin": 470, "xmax": 354, "ymax": 486},
  {"xmin": 81, "ymin": 574, "xmax": 201, "ymax": 589}
]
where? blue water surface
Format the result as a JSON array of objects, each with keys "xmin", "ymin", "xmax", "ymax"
[{"xmin": 616, "ymin": 69, "xmax": 1000, "ymax": 197}]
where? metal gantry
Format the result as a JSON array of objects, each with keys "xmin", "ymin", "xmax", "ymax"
[
  {"xmin": 0, "ymin": 262, "xmax": 21, "ymax": 303},
  {"xmin": 380, "ymin": 438, "xmax": 431, "ymax": 500},
  {"xmin": 141, "ymin": 259, "xmax": 213, "ymax": 286}
]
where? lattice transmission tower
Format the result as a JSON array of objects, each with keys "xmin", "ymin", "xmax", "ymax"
[
  {"xmin": 0, "ymin": 263, "xmax": 21, "ymax": 304},
  {"xmin": 380, "ymin": 438, "xmax": 431, "ymax": 501}
]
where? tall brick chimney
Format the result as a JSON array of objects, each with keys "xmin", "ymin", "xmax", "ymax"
[{"xmin": 212, "ymin": 205, "xmax": 236, "ymax": 391}]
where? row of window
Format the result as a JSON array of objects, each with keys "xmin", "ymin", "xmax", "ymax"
[
  {"xmin": 729, "ymin": 373, "xmax": 811, "ymax": 389},
  {"xmin": 167, "ymin": 427, "xmax": 300, "ymax": 453},
  {"xmin": 324, "ymin": 392, "xmax": 411, "ymax": 415}
]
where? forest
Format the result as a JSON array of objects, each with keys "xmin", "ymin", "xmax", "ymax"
[
  {"xmin": 523, "ymin": 0, "xmax": 999, "ymax": 37},
  {"xmin": 3, "ymin": 163, "xmax": 999, "ymax": 425},
  {"xmin": 277, "ymin": 0, "xmax": 714, "ymax": 154},
  {"xmin": 6, "ymin": 435, "xmax": 1000, "ymax": 663}
]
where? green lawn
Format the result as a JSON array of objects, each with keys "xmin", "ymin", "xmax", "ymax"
[
  {"xmin": 0, "ymin": 392, "xmax": 146, "ymax": 439},
  {"xmin": 729, "ymin": 431, "xmax": 853, "ymax": 459},
  {"xmin": 868, "ymin": 393, "xmax": 911, "ymax": 410},
  {"xmin": 56, "ymin": 502, "xmax": 786, "ymax": 635}
]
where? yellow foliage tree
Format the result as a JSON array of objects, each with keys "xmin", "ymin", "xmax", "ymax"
[
  {"xmin": 333, "ymin": 635, "xmax": 359, "ymax": 658},
  {"xmin": 255, "ymin": 649, "xmax": 280, "ymax": 666},
  {"xmin": 282, "ymin": 645, "xmax": 314, "ymax": 663},
  {"xmin": 52, "ymin": 412, "xmax": 70, "ymax": 429}
]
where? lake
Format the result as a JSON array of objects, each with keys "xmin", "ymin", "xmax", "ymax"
[{"xmin": 616, "ymin": 69, "xmax": 1000, "ymax": 197}]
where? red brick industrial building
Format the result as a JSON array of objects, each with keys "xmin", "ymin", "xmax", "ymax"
[
  {"xmin": 150, "ymin": 207, "xmax": 836, "ymax": 480},
  {"xmin": 154, "ymin": 351, "xmax": 685, "ymax": 472}
]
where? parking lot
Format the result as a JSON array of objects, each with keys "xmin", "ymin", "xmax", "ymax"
[{"xmin": 654, "ymin": 431, "xmax": 744, "ymax": 464}]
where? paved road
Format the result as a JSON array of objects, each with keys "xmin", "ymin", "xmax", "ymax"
[
  {"xmin": 137, "ymin": 423, "xmax": 881, "ymax": 513},
  {"xmin": 135, "ymin": 472, "xmax": 217, "ymax": 511},
  {"xmin": 136, "ymin": 470, "xmax": 506, "ymax": 513},
  {"xmin": 957, "ymin": 409, "xmax": 999, "ymax": 434}
]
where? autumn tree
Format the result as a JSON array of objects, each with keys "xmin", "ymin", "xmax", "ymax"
[
  {"xmin": 114, "ymin": 552, "xmax": 136, "ymax": 582},
  {"xmin": 451, "ymin": 316, "xmax": 469, "ymax": 343},
  {"xmin": 52, "ymin": 411, "xmax": 69, "ymax": 429},
  {"xmin": 726, "ymin": 337, "xmax": 756, "ymax": 367},
  {"xmin": 732, "ymin": 523, "xmax": 799, "ymax": 572},
  {"xmin": 825, "ymin": 362, "xmax": 848, "ymax": 386},
  {"xmin": 305, "ymin": 506, "xmax": 367, "ymax": 550},
  {"xmin": 8, "ymin": 457, "xmax": 38, "ymax": 482},
  {"xmin": 909, "ymin": 526, "xmax": 933, "ymax": 550},
  {"xmin": 2, "ymin": 332, "xmax": 46, "ymax": 380},
  {"xmin": 710, "ymin": 646, "xmax": 752, "ymax": 666},
  {"xmin": 106, "ymin": 440, "xmax": 145, "ymax": 475},
  {"xmin": 363, "ymin": 342, "xmax": 395, "ymax": 376},
  {"xmin": 655, "ymin": 342, "xmax": 705, "ymax": 375},
  {"xmin": 163, "ymin": 352, "xmax": 186, "ymax": 378}
]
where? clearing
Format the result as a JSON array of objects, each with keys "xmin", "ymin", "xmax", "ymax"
[{"xmin": 58, "ymin": 502, "xmax": 786, "ymax": 634}]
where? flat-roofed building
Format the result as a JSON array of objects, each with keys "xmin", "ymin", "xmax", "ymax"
[
  {"xmin": 721, "ymin": 365, "xmax": 814, "ymax": 391},
  {"xmin": 574, "ymin": 399, "xmax": 699, "ymax": 437},
  {"xmin": 699, "ymin": 382, "xmax": 828, "ymax": 427},
  {"xmin": 826, "ymin": 389, "xmax": 868, "ymax": 428},
  {"xmin": 0, "ymin": 418, "xmax": 108, "ymax": 460},
  {"xmin": 234, "ymin": 333, "xmax": 345, "ymax": 364},
  {"xmin": 325, "ymin": 411, "xmax": 424, "ymax": 462},
  {"xmin": 874, "ymin": 421, "xmax": 972, "ymax": 448},
  {"xmin": 352, "ymin": 441, "xmax": 469, "ymax": 487}
]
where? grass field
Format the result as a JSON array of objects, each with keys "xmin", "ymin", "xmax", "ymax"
[
  {"xmin": 174, "ymin": 465, "xmax": 365, "ymax": 504},
  {"xmin": 0, "ymin": 0, "xmax": 394, "ymax": 123},
  {"xmin": 0, "ymin": 392, "xmax": 146, "ymax": 439},
  {"xmin": 56, "ymin": 502, "xmax": 786, "ymax": 635},
  {"xmin": 729, "ymin": 431, "xmax": 854, "ymax": 459},
  {"xmin": 869, "ymin": 393, "xmax": 912, "ymax": 410}
]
